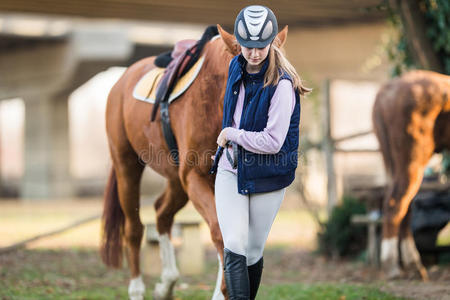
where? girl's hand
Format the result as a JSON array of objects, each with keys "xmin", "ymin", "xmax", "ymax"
[{"xmin": 217, "ymin": 128, "xmax": 229, "ymax": 147}]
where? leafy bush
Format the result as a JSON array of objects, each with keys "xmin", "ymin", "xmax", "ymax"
[
  {"xmin": 317, "ymin": 196, "xmax": 367, "ymax": 258},
  {"xmin": 423, "ymin": 0, "xmax": 450, "ymax": 74}
]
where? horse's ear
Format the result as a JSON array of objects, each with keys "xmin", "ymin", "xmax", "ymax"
[
  {"xmin": 217, "ymin": 24, "xmax": 240, "ymax": 56},
  {"xmin": 274, "ymin": 25, "xmax": 288, "ymax": 48}
]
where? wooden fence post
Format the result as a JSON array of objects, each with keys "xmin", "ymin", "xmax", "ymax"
[{"xmin": 322, "ymin": 78, "xmax": 337, "ymax": 216}]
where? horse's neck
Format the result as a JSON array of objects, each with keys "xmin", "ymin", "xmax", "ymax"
[
  {"xmin": 198, "ymin": 45, "xmax": 231, "ymax": 121},
  {"xmin": 208, "ymin": 53, "xmax": 232, "ymax": 75},
  {"xmin": 204, "ymin": 44, "xmax": 232, "ymax": 86}
]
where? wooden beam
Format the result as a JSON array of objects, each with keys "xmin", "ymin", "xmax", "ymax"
[
  {"xmin": 333, "ymin": 130, "xmax": 374, "ymax": 143},
  {"xmin": 0, "ymin": 0, "xmax": 386, "ymax": 27}
]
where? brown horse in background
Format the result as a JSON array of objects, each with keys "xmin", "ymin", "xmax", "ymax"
[
  {"xmin": 100, "ymin": 25, "xmax": 289, "ymax": 300},
  {"xmin": 372, "ymin": 70, "xmax": 450, "ymax": 280}
]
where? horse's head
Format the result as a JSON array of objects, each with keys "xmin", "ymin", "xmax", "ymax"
[{"xmin": 217, "ymin": 24, "xmax": 289, "ymax": 56}]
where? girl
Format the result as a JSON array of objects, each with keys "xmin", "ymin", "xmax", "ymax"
[{"xmin": 210, "ymin": 5, "xmax": 311, "ymax": 299}]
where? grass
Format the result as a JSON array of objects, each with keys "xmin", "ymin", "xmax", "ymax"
[
  {"xmin": 0, "ymin": 247, "xmax": 406, "ymax": 300},
  {"xmin": 1, "ymin": 199, "xmax": 447, "ymax": 299},
  {"xmin": 257, "ymin": 283, "xmax": 405, "ymax": 300},
  {"xmin": 174, "ymin": 284, "xmax": 405, "ymax": 300}
]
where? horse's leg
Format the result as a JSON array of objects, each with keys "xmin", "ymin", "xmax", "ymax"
[
  {"xmin": 373, "ymin": 102, "xmax": 403, "ymax": 278},
  {"xmin": 399, "ymin": 207, "xmax": 429, "ymax": 281},
  {"xmin": 380, "ymin": 179, "xmax": 401, "ymax": 278},
  {"xmin": 153, "ymin": 178, "xmax": 189, "ymax": 300},
  {"xmin": 212, "ymin": 253, "xmax": 225, "ymax": 300},
  {"xmin": 112, "ymin": 150, "xmax": 145, "ymax": 299},
  {"xmin": 381, "ymin": 147, "xmax": 432, "ymax": 279},
  {"xmin": 183, "ymin": 170, "xmax": 226, "ymax": 300}
]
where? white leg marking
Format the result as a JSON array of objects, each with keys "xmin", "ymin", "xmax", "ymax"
[
  {"xmin": 212, "ymin": 253, "xmax": 225, "ymax": 300},
  {"xmin": 128, "ymin": 275, "xmax": 145, "ymax": 300},
  {"xmin": 381, "ymin": 237, "xmax": 398, "ymax": 263},
  {"xmin": 381, "ymin": 237, "xmax": 401, "ymax": 278},
  {"xmin": 400, "ymin": 236, "xmax": 421, "ymax": 266},
  {"xmin": 154, "ymin": 233, "xmax": 179, "ymax": 299}
]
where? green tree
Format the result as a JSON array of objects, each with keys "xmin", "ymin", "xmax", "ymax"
[{"xmin": 385, "ymin": 0, "xmax": 450, "ymax": 76}]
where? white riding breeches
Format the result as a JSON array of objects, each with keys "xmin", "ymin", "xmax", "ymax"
[{"xmin": 214, "ymin": 167, "xmax": 285, "ymax": 266}]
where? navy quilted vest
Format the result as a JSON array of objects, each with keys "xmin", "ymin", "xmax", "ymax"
[{"xmin": 210, "ymin": 54, "xmax": 301, "ymax": 195}]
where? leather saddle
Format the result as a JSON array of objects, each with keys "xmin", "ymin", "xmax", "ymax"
[
  {"xmin": 137, "ymin": 25, "xmax": 219, "ymax": 166},
  {"xmin": 132, "ymin": 54, "xmax": 205, "ymax": 104}
]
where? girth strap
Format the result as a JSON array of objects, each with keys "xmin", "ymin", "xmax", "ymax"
[
  {"xmin": 160, "ymin": 100, "xmax": 179, "ymax": 165},
  {"xmin": 150, "ymin": 44, "xmax": 198, "ymax": 166}
]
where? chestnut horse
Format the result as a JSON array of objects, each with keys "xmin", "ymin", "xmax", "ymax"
[
  {"xmin": 100, "ymin": 25, "xmax": 289, "ymax": 300},
  {"xmin": 372, "ymin": 70, "xmax": 450, "ymax": 280}
]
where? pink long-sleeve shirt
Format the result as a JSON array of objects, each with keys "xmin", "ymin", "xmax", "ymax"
[{"xmin": 218, "ymin": 79, "xmax": 296, "ymax": 174}]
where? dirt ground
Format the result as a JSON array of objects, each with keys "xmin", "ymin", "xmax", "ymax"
[
  {"xmin": 256, "ymin": 247, "xmax": 450, "ymax": 300},
  {"xmin": 1, "ymin": 198, "xmax": 450, "ymax": 300},
  {"xmin": 1, "ymin": 246, "xmax": 450, "ymax": 300}
]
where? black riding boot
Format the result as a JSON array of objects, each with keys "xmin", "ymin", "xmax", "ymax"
[
  {"xmin": 248, "ymin": 257, "xmax": 263, "ymax": 300},
  {"xmin": 223, "ymin": 248, "xmax": 250, "ymax": 300}
]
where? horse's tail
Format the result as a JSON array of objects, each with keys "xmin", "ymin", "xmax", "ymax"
[
  {"xmin": 100, "ymin": 167, "xmax": 124, "ymax": 268},
  {"xmin": 372, "ymin": 91, "xmax": 394, "ymax": 180}
]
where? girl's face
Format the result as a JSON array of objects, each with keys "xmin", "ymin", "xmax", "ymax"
[{"xmin": 241, "ymin": 45, "xmax": 270, "ymax": 68}]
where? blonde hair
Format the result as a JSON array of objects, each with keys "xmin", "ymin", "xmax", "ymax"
[{"xmin": 263, "ymin": 37, "xmax": 311, "ymax": 96}]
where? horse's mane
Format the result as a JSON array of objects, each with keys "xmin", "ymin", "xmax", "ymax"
[
  {"xmin": 180, "ymin": 25, "xmax": 219, "ymax": 75},
  {"xmin": 198, "ymin": 25, "xmax": 219, "ymax": 48}
]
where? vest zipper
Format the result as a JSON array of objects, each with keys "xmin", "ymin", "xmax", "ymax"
[{"xmin": 239, "ymin": 83, "xmax": 252, "ymax": 129}]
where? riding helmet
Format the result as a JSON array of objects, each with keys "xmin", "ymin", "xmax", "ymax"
[{"xmin": 234, "ymin": 5, "xmax": 278, "ymax": 48}]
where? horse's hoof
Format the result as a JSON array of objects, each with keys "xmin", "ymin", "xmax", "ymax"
[
  {"xmin": 385, "ymin": 266, "xmax": 403, "ymax": 279},
  {"xmin": 153, "ymin": 282, "xmax": 174, "ymax": 300},
  {"xmin": 403, "ymin": 263, "xmax": 429, "ymax": 282},
  {"xmin": 418, "ymin": 266, "xmax": 429, "ymax": 282},
  {"xmin": 128, "ymin": 275, "xmax": 146, "ymax": 300}
]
